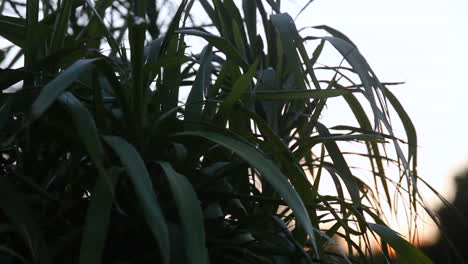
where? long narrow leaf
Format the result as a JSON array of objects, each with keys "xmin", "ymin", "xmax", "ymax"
[
  {"xmin": 158, "ymin": 162, "xmax": 209, "ymax": 264},
  {"xmin": 369, "ymin": 223, "xmax": 432, "ymax": 264},
  {"xmin": 31, "ymin": 58, "xmax": 98, "ymax": 118},
  {"xmin": 79, "ymin": 168, "xmax": 121, "ymax": 264},
  {"xmin": 57, "ymin": 92, "xmax": 105, "ymax": 170},
  {"xmin": 25, "ymin": 0, "xmax": 39, "ymax": 70},
  {"xmin": 315, "ymin": 123, "xmax": 361, "ymax": 207},
  {"xmin": 216, "ymin": 59, "xmax": 258, "ymax": 119},
  {"xmin": 176, "ymin": 29, "xmax": 248, "ymax": 69},
  {"xmin": 174, "ymin": 129, "xmax": 319, "ymax": 256},
  {"xmin": 49, "ymin": 0, "xmax": 73, "ymax": 52},
  {"xmin": 271, "ymin": 13, "xmax": 306, "ymax": 90},
  {"xmin": 103, "ymin": 136, "xmax": 170, "ymax": 264},
  {"xmin": 185, "ymin": 44, "xmax": 213, "ymax": 121},
  {"xmin": 255, "ymin": 89, "xmax": 350, "ymax": 100}
]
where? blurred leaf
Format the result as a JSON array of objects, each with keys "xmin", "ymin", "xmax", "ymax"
[
  {"xmin": 383, "ymin": 87, "xmax": 417, "ymax": 172},
  {"xmin": 369, "ymin": 223, "xmax": 432, "ymax": 264}
]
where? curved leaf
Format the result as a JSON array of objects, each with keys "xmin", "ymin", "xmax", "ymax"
[
  {"xmin": 369, "ymin": 223, "xmax": 432, "ymax": 264},
  {"xmin": 185, "ymin": 44, "xmax": 213, "ymax": 121},
  {"xmin": 216, "ymin": 59, "xmax": 258, "ymax": 120},
  {"xmin": 79, "ymin": 168, "xmax": 121, "ymax": 264},
  {"xmin": 57, "ymin": 92, "xmax": 105, "ymax": 169},
  {"xmin": 176, "ymin": 29, "xmax": 248, "ymax": 69},
  {"xmin": 255, "ymin": 89, "xmax": 350, "ymax": 101},
  {"xmin": 315, "ymin": 122, "xmax": 361, "ymax": 208},
  {"xmin": 31, "ymin": 58, "xmax": 98, "ymax": 118},
  {"xmin": 174, "ymin": 129, "xmax": 319, "ymax": 256},
  {"xmin": 102, "ymin": 136, "xmax": 170, "ymax": 264},
  {"xmin": 271, "ymin": 13, "xmax": 305, "ymax": 90},
  {"xmin": 0, "ymin": 15, "xmax": 27, "ymax": 47},
  {"xmin": 158, "ymin": 162, "xmax": 209, "ymax": 264}
]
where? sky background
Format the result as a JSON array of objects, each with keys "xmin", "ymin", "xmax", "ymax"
[{"xmin": 283, "ymin": 0, "xmax": 468, "ymax": 242}]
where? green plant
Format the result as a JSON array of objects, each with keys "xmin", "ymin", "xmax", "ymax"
[{"xmin": 0, "ymin": 0, "xmax": 432, "ymax": 263}]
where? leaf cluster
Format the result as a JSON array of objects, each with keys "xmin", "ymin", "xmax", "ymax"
[{"xmin": 0, "ymin": 0, "xmax": 432, "ymax": 263}]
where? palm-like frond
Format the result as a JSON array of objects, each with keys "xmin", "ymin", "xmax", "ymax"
[{"xmin": 0, "ymin": 0, "xmax": 433, "ymax": 263}]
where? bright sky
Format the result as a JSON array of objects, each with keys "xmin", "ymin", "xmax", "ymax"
[{"xmin": 284, "ymin": 0, "xmax": 468, "ymax": 242}]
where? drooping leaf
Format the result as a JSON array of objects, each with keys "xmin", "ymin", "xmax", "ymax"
[
  {"xmin": 271, "ymin": 13, "xmax": 306, "ymax": 90},
  {"xmin": 103, "ymin": 136, "xmax": 170, "ymax": 264},
  {"xmin": 176, "ymin": 29, "xmax": 248, "ymax": 69},
  {"xmin": 57, "ymin": 92, "xmax": 106, "ymax": 171},
  {"xmin": 315, "ymin": 122, "xmax": 361, "ymax": 208},
  {"xmin": 343, "ymin": 93, "xmax": 392, "ymax": 207},
  {"xmin": 174, "ymin": 128, "xmax": 319, "ymax": 256},
  {"xmin": 79, "ymin": 167, "xmax": 121, "ymax": 264},
  {"xmin": 31, "ymin": 58, "xmax": 98, "ymax": 118},
  {"xmin": 158, "ymin": 162, "xmax": 209, "ymax": 264},
  {"xmin": 255, "ymin": 89, "xmax": 350, "ymax": 101},
  {"xmin": 369, "ymin": 223, "xmax": 432, "ymax": 264},
  {"xmin": 185, "ymin": 44, "xmax": 213, "ymax": 121}
]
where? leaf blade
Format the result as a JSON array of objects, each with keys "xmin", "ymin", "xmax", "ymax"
[
  {"xmin": 174, "ymin": 128, "xmax": 319, "ymax": 256},
  {"xmin": 158, "ymin": 162, "xmax": 209, "ymax": 264},
  {"xmin": 103, "ymin": 136, "xmax": 170, "ymax": 264},
  {"xmin": 369, "ymin": 223, "xmax": 432, "ymax": 264},
  {"xmin": 31, "ymin": 58, "xmax": 98, "ymax": 118}
]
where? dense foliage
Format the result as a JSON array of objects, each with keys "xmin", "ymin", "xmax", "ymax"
[{"xmin": 0, "ymin": 0, "xmax": 432, "ymax": 263}]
